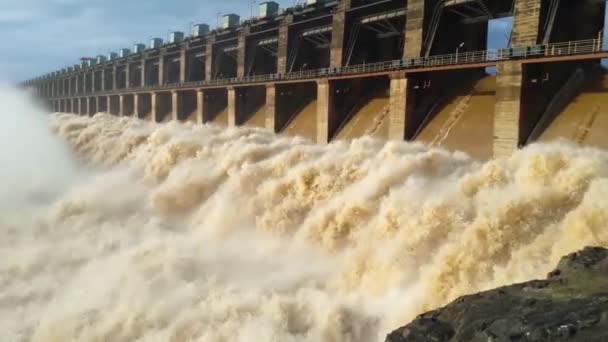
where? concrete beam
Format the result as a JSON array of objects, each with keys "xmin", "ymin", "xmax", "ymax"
[{"xmin": 388, "ymin": 72, "xmax": 408, "ymax": 140}]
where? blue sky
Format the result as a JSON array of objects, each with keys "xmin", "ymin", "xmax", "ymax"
[{"xmin": 0, "ymin": 0, "xmax": 513, "ymax": 84}]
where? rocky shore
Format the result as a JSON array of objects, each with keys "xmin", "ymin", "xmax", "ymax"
[{"xmin": 386, "ymin": 247, "xmax": 608, "ymax": 342}]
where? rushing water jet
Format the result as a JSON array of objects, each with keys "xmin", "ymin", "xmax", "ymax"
[{"xmin": 1, "ymin": 86, "xmax": 608, "ymax": 341}]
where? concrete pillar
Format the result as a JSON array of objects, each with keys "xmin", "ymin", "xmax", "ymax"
[
  {"xmin": 196, "ymin": 89, "xmax": 204, "ymax": 124},
  {"xmin": 494, "ymin": 61, "xmax": 524, "ymax": 158},
  {"xmin": 404, "ymin": 0, "xmax": 425, "ymax": 58},
  {"xmin": 171, "ymin": 91, "xmax": 181, "ymax": 121},
  {"xmin": 227, "ymin": 87, "xmax": 237, "ymax": 127},
  {"xmin": 134, "ymin": 94, "xmax": 141, "ymax": 118},
  {"xmin": 68, "ymin": 77, "xmax": 73, "ymax": 96},
  {"xmin": 107, "ymin": 96, "xmax": 112, "ymax": 114},
  {"xmin": 491, "ymin": 0, "xmax": 541, "ymax": 158},
  {"xmin": 237, "ymin": 27, "xmax": 251, "ymax": 78},
  {"xmin": 316, "ymin": 80, "xmax": 331, "ymax": 144},
  {"xmin": 330, "ymin": 0, "xmax": 351, "ymax": 68},
  {"xmin": 112, "ymin": 66, "xmax": 118, "ymax": 90},
  {"xmin": 83, "ymin": 73, "xmax": 88, "ymax": 94},
  {"xmin": 96, "ymin": 96, "xmax": 102, "ymax": 113},
  {"xmin": 388, "ymin": 72, "xmax": 408, "ymax": 140},
  {"xmin": 91, "ymin": 71, "xmax": 96, "ymax": 92},
  {"xmin": 141, "ymin": 59, "xmax": 147, "ymax": 87},
  {"xmin": 101, "ymin": 69, "xmax": 106, "ymax": 91},
  {"xmin": 179, "ymin": 48, "xmax": 187, "ymax": 83},
  {"xmin": 265, "ymin": 84, "xmax": 276, "ymax": 132},
  {"xmin": 119, "ymin": 95, "xmax": 125, "ymax": 116},
  {"xmin": 511, "ymin": 0, "xmax": 542, "ymax": 47},
  {"xmin": 151, "ymin": 92, "xmax": 158, "ymax": 122},
  {"xmin": 277, "ymin": 15, "xmax": 293, "ymax": 74},
  {"xmin": 125, "ymin": 63, "xmax": 131, "ymax": 88},
  {"xmin": 86, "ymin": 97, "xmax": 92, "ymax": 116},
  {"xmin": 158, "ymin": 54, "xmax": 165, "ymax": 85},
  {"xmin": 205, "ymin": 35, "xmax": 215, "ymax": 81},
  {"xmin": 73, "ymin": 98, "xmax": 79, "ymax": 114}
]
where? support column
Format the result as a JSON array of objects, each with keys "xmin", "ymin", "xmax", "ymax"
[
  {"xmin": 237, "ymin": 27, "xmax": 251, "ymax": 78},
  {"xmin": 107, "ymin": 96, "xmax": 112, "ymax": 114},
  {"xmin": 101, "ymin": 69, "xmax": 106, "ymax": 91},
  {"xmin": 125, "ymin": 63, "xmax": 131, "ymax": 89},
  {"xmin": 171, "ymin": 91, "xmax": 181, "ymax": 121},
  {"xmin": 134, "ymin": 94, "xmax": 141, "ymax": 118},
  {"xmin": 86, "ymin": 97, "xmax": 92, "ymax": 116},
  {"xmin": 112, "ymin": 66, "xmax": 118, "ymax": 90},
  {"xmin": 330, "ymin": 0, "xmax": 351, "ymax": 68},
  {"xmin": 96, "ymin": 96, "xmax": 102, "ymax": 113},
  {"xmin": 73, "ymin": 98, "xmax": 79, "ymax": 114},
  {"xmin": 492, "ymin": 0, "xmax": 541, "ymax": 158},
  {"xmin": 205, "ymin": 35, "xmax": 215, "ymax": 81},
  {"xmin": 511, "ymin": 0, "xmax": 542, "ymax": 47},
  {"xmin": 151, "ymin": 93, "xmax": 158, "ymax": 122},
  {"xmin": 277, "ymin": 15, "xmax": 293, "ymax": 74},
  {"xmin": 91, "ymin": 71, "xmax": 96, "ymax": 92},
  {"xmin": 158, "ymin": 54, "xmax": 165, "ymax": 85},
  {"xmin": 196, "ymin": 89, "xmax": 204, "ymax": 124},
  {"xmin": 68, "ymin": 77, "xmax": 73, "ymax": 96},
  {"xmin": 494, "ymin": 61, "xmax": 524, "ymax": 158},
  {"xmin": 316, "ymin": 80, "xmax": 331, "ymax": 144},
  {"xmin": 119, "ymin": 95, "xmax": 125, "ymax": 116},
  {"xmin": 179, "ymin": 48, "xmax": 187, "ymax": 83},
  {"xmin": 141, "ymin": 59, "xmax": 147, "ymax": 87},
  {"xmin": 388, "ymin": 72, "xmax": 409, "ymax": 140},
  {"xmin": 227, "ymin": 87, "xmax": 237, "ymax": 127},
  {"xmin": 403, "ymin": 0, "xmax": 425, "ymax": 59},
  {"xmin": 265, "ymin": 84, "xmax": 276, "ymax": 132}
]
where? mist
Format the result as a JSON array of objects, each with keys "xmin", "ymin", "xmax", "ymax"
[{"xmin": 1, "ymin": 86, "xmax": 608, "ymax": 341}]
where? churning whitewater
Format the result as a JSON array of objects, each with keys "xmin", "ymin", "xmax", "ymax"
[{"xmin": 2, "ymin": 86, "xmax": 608, "ymax": 342}]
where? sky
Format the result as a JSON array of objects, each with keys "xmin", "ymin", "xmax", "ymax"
[{"xmin": 0, "ymin": 0, "xmax": 513, "ymax": 84}]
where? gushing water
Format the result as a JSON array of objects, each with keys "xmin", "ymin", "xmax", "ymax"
[{"xmin": 2, "ymin": 86, "xmax": 608, "ymax": 342}]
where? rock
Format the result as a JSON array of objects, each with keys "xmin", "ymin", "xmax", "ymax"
[{"xmin": 386, "ymin": 247, "xmax": 608, "ymax": 342}]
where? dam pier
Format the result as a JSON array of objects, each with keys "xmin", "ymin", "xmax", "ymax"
[{"xmin": 23, "ymin": 0, "xmax": 608, "ymax": 159}]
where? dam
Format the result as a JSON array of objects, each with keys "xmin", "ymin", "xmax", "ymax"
[{"xmin": 22, "ymin": 0, "xmax": 608, "ymax": 159}]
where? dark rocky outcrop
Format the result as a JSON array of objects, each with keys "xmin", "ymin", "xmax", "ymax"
[{"xmin": 386, "ymin": 247, "xmax": 608, "ymax": 342}]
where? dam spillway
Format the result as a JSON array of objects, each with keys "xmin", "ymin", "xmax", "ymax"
[{"xmin": 22, "ymin": 0, "xmax": 608, "ymax": 159}]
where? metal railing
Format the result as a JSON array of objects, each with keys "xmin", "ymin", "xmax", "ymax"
[{"xmin": 45, "ymin": 38, "xmax": 606, "ymax": 98}]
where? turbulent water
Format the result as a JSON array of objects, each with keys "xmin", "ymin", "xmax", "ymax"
[{"xmin": 1, "ymin": 85, "xmax": 608, "ymax": 342}]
